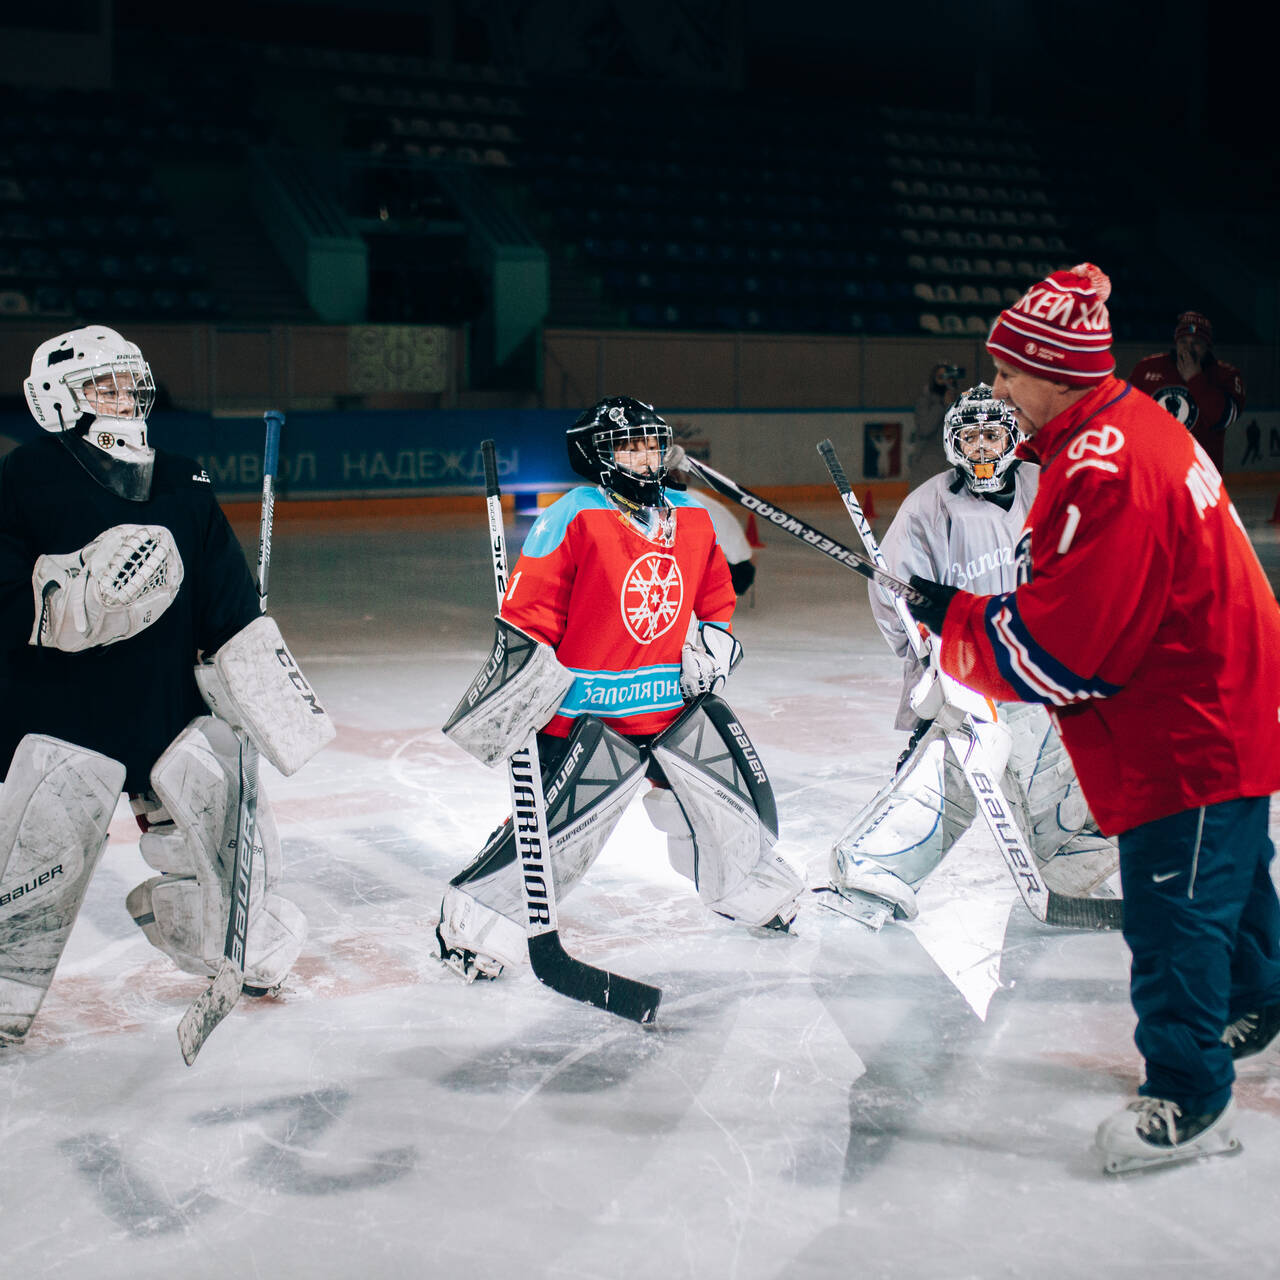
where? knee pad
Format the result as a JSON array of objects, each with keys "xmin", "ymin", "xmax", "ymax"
[
  {"xmin": 127, "ymin": 717, "xmax": 305, "ymax": 990},
  {"xmin": 651, "ymin": 696, "xmax": 805, "ymax": 928},
  {"xmin": 642, "ymin": 785, "xmax": 696, "ymax": 881},
  {"xmin": 438, "ymin": 717, "xmax": 647, "ymax": 968},
  {"xmin": 0, "ymin": 735, "xmax": 125, "ymax": 1040}
]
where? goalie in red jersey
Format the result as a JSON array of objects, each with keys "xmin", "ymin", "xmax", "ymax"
[{"xmin": 439, "ymin": 398, "xmax": 805, "ymax": 980}]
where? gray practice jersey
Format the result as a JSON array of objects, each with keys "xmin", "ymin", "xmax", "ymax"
[{"xmin": 871, "ymin": 463, "xmax": 1038, "ymax": 728}]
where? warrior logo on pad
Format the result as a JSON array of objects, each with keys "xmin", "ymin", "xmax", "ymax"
[{"xmin": 620, "ymin": 553, "xmax": 683, "ymax": 642}]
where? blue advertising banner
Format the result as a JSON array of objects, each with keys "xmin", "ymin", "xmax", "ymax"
[{"xmin": 0, "ymin": 409, "xmax": 576, "ymax": 499}]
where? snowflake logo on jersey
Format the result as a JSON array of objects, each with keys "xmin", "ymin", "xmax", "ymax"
[{"xmin": 620, "ymin": 553, "xmax": 683, "ymax": 642}]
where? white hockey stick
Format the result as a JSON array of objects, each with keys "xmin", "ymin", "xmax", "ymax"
[
  {"xmin": 480, "ymin": 441, "xmax": 660, "ymax": 1023},
  {"xmin": 178, "ymin": 410, "xmax": 284, "ymax": 1064},
  {"xmin": 816, "ymin": 439, "xmax": 1120, "ymax": 930}
]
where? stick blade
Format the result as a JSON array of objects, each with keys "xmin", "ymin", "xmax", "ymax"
[
  {"xmin": 528, "ymin": 933, "xmax": 661, "ymax": 1025},
  {"xmin": 1044, "ymin": 892, "xmax": 1123, "ymax": 930},
  {"xmin": 177, "ymin": 961, "xmax": 245, "ymax": 1064}
]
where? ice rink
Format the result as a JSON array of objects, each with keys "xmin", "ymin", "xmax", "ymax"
[{"xmin": 3, "ymin": 482, "xmax": 1279, "ymax": 1280}]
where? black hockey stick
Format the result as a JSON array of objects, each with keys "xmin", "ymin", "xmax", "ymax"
[
  {"xmin": 680, "ymin": 455, "xmax": 928, "ymax": 606},
  {"xmin": 480, "ymin": 440, "xmax": 661, "ymax": 1023},
  {"xmin": 178, "ymin": 410, "xmax": 284, "ymax": 1063},
  {"xmin": 816, "ymin": 438, "xmax": 1121, "ymax": 931}
]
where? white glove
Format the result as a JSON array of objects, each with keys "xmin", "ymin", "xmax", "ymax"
[
  {"xmin": 30, "ymin": 524, "xmax": 184, "ymax": 652},
  {"xmin": 679, "ymin": 621, "xmax": 743, "ymax": 699}
]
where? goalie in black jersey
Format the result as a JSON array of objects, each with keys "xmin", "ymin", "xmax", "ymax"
[{"xmin": 0, "ymin": 325, "xmax": 332, "ymax": 1043}]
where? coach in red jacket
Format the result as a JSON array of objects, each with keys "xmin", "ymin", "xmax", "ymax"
[{"xmin": 905, "ymin": 263, "xmax": 1280, "ymax": 1173}]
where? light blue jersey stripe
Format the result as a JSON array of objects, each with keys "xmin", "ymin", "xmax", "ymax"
[{"xmin": 559, "ymin": 664, "xmax": 684, "ymax": 719}]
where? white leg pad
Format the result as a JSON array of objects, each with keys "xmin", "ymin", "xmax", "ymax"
[
  {"xmin": 0, "ymin": 735, "xmax": 125, "ymax": 1040},
  {"xmin": 437, "ymin": 718, "xmax": 648, "ymax": 975},
  {"xmin": 831, "ymin": 723, "xmax": 974, "ymax": 891},
  {"xmin": 1002, "ymin": 703, "xmax": 1118, "ymax": 895},
  {"xmin": 128, "ymin": 717, "xmax": 305, "ymax": 990},
  {"xmin": 652, "ymin": 698, "xmax": 806, "ymax": 928}
]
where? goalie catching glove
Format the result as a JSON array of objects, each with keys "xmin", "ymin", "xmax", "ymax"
[
  {"xmin": 679, "ymin": 620, "xmax": 742, "ymax": 700},
  {"xmin": 30, "ymin": 524, "xmax": 183, "ymax": 652}
]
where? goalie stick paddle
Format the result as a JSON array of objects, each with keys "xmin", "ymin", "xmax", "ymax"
[
  {"xmin": 479, "ymin": 440, "xmax": 661, "ymax": 1024},
  {"xmin": 178, "ymin": 409, "xmax": 285, "ymax": 1064},
  {"xmin": 815, "ymin": 437, "xmax": 1121, "ymax": 931}
]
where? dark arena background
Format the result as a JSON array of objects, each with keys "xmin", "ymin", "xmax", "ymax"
[{"xmin": 1, "ymin": 5, "xmax": 1278, "ymax": 1279}]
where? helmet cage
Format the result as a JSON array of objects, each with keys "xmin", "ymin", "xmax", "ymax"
[
  {"xmin": 567, "ymin": 397, "xmax": 672, "ymax": 506},
  {"xmin": 67, "ymin": 356, "xmax": 156, "ymax": 424},
  {"xmin": 943, "ymin": 384, "xmax": 1021, "ymax": 494}
]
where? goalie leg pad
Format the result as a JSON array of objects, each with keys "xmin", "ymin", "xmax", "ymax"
[
  {"xmin": 437, "ymin": 717, "xmax": 647, "ymax": 971},
  {"xmin": 650, "ymin": 696, "xmax": 805, "ymax": 929},
  {"xmin": 127, "ymin": 717, "xmax": 305, "ymax": 990},
  {"xmin": 1001, "ymin": 704, "xmax": 1119, "ymax": 896},
  {"xmin": 194, "ymin": 614, "xmax": 335, "ymax": 776},
  {"xmin": 443, "ymin": 617, "xmax": 575, "ymax": 768},
  {"xmin": 831, "ymin": 722, "xmax": 976, "ymax": 898},
  {"xmin": 0, "ymin": 735, "xmax": 125, "ymax": 1040}
]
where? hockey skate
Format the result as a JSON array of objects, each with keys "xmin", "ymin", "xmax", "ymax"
[
  {"xmin": 435, "ymin": 925, "xmax": 504, "ymax": 983},
  {"xmin": 1096, "ymin": 1096, "xmax": 1240, "ymax": 1174},
  {"xmin": 1222, "ymin": 1004, "xmax": 1280, "ymax": 1060},
  {"xmin": 811, "ymin": 885, "xmax": 894, "ymax": 932}
]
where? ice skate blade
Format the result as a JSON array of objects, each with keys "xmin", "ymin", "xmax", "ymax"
[
  {"xmin": 1102, "ymin": 1135, "xmax": 1242, "ymax": 1175},
  {"xmin": 812, "ymin": 886, "xmax": 893, "ymax": 932},
  {"xmin": 439, "ymin": 949, "xmax": 502, "ymax": 983}
]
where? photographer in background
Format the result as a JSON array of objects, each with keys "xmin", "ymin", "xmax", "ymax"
[{"xmin": 907, "ymin": 362, "xmax": 964, "ymax": 489}]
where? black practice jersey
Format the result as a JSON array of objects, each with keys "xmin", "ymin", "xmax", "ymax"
[{"xmin": 0, "ymin": 434, "xmax": 259, "ymax": 791}]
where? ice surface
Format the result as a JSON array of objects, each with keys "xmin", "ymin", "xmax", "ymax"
[{"xmin": 3, "ymin": 494, "xmax": 1279, "ymax": 1280}]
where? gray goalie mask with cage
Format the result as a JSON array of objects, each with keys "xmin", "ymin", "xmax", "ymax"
[
  {"xmin": 566, "ymin": 396, "xmax": 673, "ymax": 507},
  {"xmin": 943, "ymin": 384, "xmax": 1022, "ymax": 494}
]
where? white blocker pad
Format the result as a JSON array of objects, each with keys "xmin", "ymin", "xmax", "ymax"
[
  {"xmin": 194, "ymin": 614, "xmax": 335, "ymax": 776},
  {"xmin": 0, "ymin": 734, "xmax": 126, "ymax": 1040},
  {"xmin": 1000, "ymin": 703, "xmax": 1119, "ymax": 896},
  {"xmin": 650, "ymin": 695, "xmax": 805, "ymax": 928},
  {"xmin": 442, "ymin": 617, "xmax": 574, "ymax": 768},
  {"xmin": 127, "ymin": 716, "xmax": 305, "ymax": 990},
  {"xmin": 438, "ymin": 716, "xmax": 647, "ymax": 971},
  {"xmin": 30, "ymin": 524, "xmax": 183, "ymax": 653}
]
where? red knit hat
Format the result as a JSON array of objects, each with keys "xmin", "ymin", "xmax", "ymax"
[
  {"xmin": 1174, "ymin": 310, "xmax": 1213, "ymax": 344},
  {"xmin": 986, "ymin": 263, "xmax": 1116, "ymax": 386}
]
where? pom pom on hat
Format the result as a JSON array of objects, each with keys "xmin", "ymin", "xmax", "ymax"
[{"xmin": 986, "ymin": 262, "xmax": 1116, "ymax": 386}]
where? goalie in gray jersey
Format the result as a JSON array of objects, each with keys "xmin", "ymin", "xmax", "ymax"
[{"xmin": 830, "ymin": 384, "xmax": 1118, "ymax": 924}]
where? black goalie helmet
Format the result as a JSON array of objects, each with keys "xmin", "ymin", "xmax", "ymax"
[
  {"xmin": 566, "ymin": 396, "xmax": 673, "ymax": 507},
  {"xmin": 943, "ymin": 383, "xmax": 1022, "ymax": 494}
]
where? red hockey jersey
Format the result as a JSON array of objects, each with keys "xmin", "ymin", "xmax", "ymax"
[
  {"xmin": 1129, "ymin": 351, "xmax": 1245, "ymax": 473},
  {"xmin": 502, "ymin": 487, "xmax": 736, "ymax": 738},
  {"xmin": 938, "ymin": 375, "xmax": 1280, "ymax": 835}
]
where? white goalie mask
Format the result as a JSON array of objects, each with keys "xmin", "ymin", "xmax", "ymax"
[
  {"xmin": 23, "ymin": 325, "xmax": 158, "ymax": 501},
  {"xmin": 943, "ymin": 383, "xmax": 1022, "ymax": 495}
]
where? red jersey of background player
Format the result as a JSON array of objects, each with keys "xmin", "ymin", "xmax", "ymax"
[{"xmin": 1130, "ymin": 313, "xmax": 1245, "ymax": 473}]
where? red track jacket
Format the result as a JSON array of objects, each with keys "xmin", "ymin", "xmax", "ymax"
[{"xmin": 938, "ymin": 376, "xmax": 1280, "ymax": 834}]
